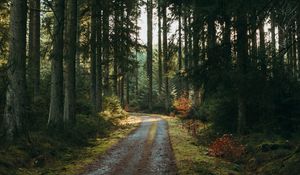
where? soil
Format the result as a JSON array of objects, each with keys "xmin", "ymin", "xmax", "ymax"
[{"xmin": 82, "ymin": 115, "xmax": 177, "ymax": 175}]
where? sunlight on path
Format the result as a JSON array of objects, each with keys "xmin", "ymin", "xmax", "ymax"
[{"xmin": 84, "ymin": 115, "xmax": 177, "ymax": 175}]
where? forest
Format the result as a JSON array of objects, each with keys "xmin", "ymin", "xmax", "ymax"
[{"xmin": 0, "ymin": 0, "xmax": 300, "ymax": 174}]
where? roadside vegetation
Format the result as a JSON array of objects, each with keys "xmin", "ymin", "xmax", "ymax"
[{"xmin": 0, "ymin": 97, "xmax": 139, "ymax": 175}]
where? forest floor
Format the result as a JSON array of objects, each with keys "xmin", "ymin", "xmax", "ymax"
[
  {"xmin": 82, "ymin": 113, "xmax": 241, "ymax": 175},
  {"xmin": 0, "ymin": 115, "xmax": 141, "ymax": 175},
  {"xmin": 1, "ymin": 113, "xmax": 299, "ymax": 175},
  {"xmin": 82, "ymin": 114, "xmax": 177, "ymax": 175}
]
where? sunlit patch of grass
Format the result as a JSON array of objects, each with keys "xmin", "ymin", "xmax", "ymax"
[{"xmin": 163, "ymin": 116, "xmax": 242, "ymax": 175}]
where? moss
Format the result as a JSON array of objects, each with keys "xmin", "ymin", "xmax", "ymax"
[
  {"xmin": 15, "ymin": 122, "xmax": 138, "ymax": 175},
  {"xmin": 0, "ymin": 115, "xmax": 140, "ymax": 175},
  {"xmin": 163, "ymin": 116, "xmax": 241, "ymax": 175}
]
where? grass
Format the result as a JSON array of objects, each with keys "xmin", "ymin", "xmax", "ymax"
[
  {"xmin": 162, "ymin": 115, "xmax": 299, "ymax": 175},
  {"xmin": 162, "ymin": 116, "xmax": 242, "ymax": 175},
  {"xmin": 0, "ymin": 116, "xmax": 141, "ymax": 175}
]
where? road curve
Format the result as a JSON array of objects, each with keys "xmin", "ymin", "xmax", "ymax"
[{"xmin": 83, "ymin": 115, "xmax": 177, "ymax": 175}]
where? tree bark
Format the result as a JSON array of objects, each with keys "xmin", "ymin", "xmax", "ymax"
[
  {"xmin": 28, "ymin": 0, "xmax": 40, "ymax": 101},
  {"xmin": 90, "ymin": 0, "xmax": 97, "ymax": 115},
  {"xmin": 4, "ymin": 0, "xmax": 27, "ymax": 140},
  {"xmin": 259, "ymin": 18, "xmax": 267, "ymax": 78},
  {"xmin": 193, "ymin": 3, "xmax": 201, "ymax": 106},
  {"xmin": 178, "ymin": 4, "xmax": 183, "ymax": 96},
  {"xmin": 250, "ymin": 11, "xmax": 258, "ymax": 61},
  {"xmin": 162, "ymin": 1, "xmax": 169, "ymax": 112},
  {"xmin": 183, "ymin": 7, "xmax": 189, "ymax": 96},
  {"xmin": 158, "ymin": 0, "xmax": 162, "ymax": 95},
  {"xmin": 64, "ymin": 0, "xmax": 77, "ymax": 125},
  {"xmin": 236, "ymin": 7, "xmax": 248, "ymax": 135},
  {"xmin": 223, "ymin": 14, "xmax": 232, "ymax": 68},
  {"xmin": 48, "ymin": 0, "xmax": 65, "ymax": 129},
  {"xmin": 103, "ymin": 0, "xmax": 110, "ymax": 96},
  {"xmin": 113, "ymin": 1, "xmax": 120, "ymax": 96},
  {"xmin": 147, "ymin": 0, "xmax": 153, "ymax": 111},
  {"xmin": 297, "ymin": 6, "xmax": 300, "ymax": 77},
  {"xmin": 96, "ymin": 3, "xmax": 103, "ymax": 112}
]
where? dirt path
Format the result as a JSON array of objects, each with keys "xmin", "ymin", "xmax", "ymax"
[{"xmin": 83, "ymin": 115, "xmax": 177, "ymax": 175}]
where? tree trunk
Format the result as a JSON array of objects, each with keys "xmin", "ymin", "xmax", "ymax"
[
  {"xmin": 135, "ymin": 2, "xmax": 139, "ymax": 96},
  {"xmin": 90, "ymin": 0, "xmax": 97, "ymax": 115},
  {"xmin": 236, "ymin": 8, "xmax": 248, "ymax": 135},
  {"xmin": 158, "ymin": 0, "xmax": 162, "ymax": 95},
  {"xmin": 223, "ymin": 14, "xmax": 232, "ymax": 68},
  {"xmin": 96, "ymin": 4, "xmax": 103, "ymax": 112},
  {"xmin": 103, "ymin": 1, "xmax": 110, "ymax": 96},
  {"xmin": 183, "ymin": 7, "xmax": 189, "ymax": 96},
  {"xmin": 178, "ymin": 4, "xmax": 183, "ymax": 96},
  {"xmin": 259, "ymin": 18, "xmax": 267, "ymax": 78},
  {"xmin": 64, "ymin": 0, "xmax": 77, "ymax": 125},
  {"xmin": 76, "ymin": 0, "xmax": 81, "ymax": 89},
  {"xmin": 297, "ymin": 6, "xmax": 300, "ymax": 77},
  {"xmin": 250, "ymin": 11, "xmax": 258, "ymax": 61},
  {"xmin": 28, "ymin": 0, "xmax": 41, "ymax": 101},
  {"xmin": 193, "ymin": 3, "xmax": 201, "ymax": 106},
  {"xmin": 278, "ymin": 22, "xmax": 285, "ymax": 70},
  {"xmin": 162, "ymin": 2, "xmax": 169, "ymax": 112},
  {"xmin": 48, "ymin": 0, "xmax": 65, "ymax": 129},
  {"xmin": 113, "ymin": 2, "xmax": 120, "ymax": 96},
  {"xmin": 147, "ymin": 0, "xmax": 153, "ymax": 111},
  {"xmin": 3, "ymin": 0, "xmax": 27, "ymax": 140}
]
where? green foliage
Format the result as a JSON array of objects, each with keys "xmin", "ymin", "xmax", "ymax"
[
  {"xmin": 52, "ymin": 114, "xmax": 113, "ymax": 146},
  {"xmin": 101, "ymin": 96, "xmax": 128, "ymax": 125},
  {"xmin": 193, "ymin": 94, "xmax": 237, "ymax": 133}
]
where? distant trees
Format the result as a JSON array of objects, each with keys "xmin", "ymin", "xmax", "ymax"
[{"xmin": 1, "ymin": 0, "xmax": 300, "ymax": 142}]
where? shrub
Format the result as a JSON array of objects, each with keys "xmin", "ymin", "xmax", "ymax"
[
  {"xmin": 173, "ymin": 95, "xmax": 192, "ymax": 117},
  {"xmin": 208, "ymin": 134, "xmax": 245, "ymax": 162},
  {"xmin": 100, "ymin": 96, "xmax": 128, "ymax": 125},
  {"xmin": 102, "ymin": 96, "xmax": 124, "ymax": 114},
  {"xmin": 181, "ymin": 120, "xmax": 202, "ymax": 136},
  {"xmin": 58, "ymin": 114, "xmax": 110, "ymax": 145}
]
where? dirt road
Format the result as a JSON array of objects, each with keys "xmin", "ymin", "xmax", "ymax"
[{"xmin": 84, "ymin": 115, "xmax": 177, "ymax": 175}]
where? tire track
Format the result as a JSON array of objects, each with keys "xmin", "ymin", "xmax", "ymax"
[{"xmin": 84, "ymin": 115, "xmax": 177, "ymax": 175}]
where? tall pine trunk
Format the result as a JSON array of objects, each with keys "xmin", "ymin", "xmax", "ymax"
[
  {"xmin": 162, "ymin": 1, "xmax": 169, "ymax": 112},
  {"xmin": 4, "ymin": 0, "xmax": 27, "ymax": 140},
  {"xmin": 158, "ymin": 0, "xmax": 162, "ymax": 95},
  {"xmin": 28, "ymin": 0, "xmax": 40, "ymax": 101},
  {"xmin": 64, "ymin": 0, "xmax": 77, "ymax": 125},
  {"xmin": 259, "ymin": 18, "xmax": 267, "ymax": 78},
  {"xmin": 103, "ymin": 1, "xmax": 110, "ymax": 96},
  {"xmin": 147, "ymin": 0, "xmax": 153, "ymax": 111},
  {"xmin": 236, "ymin": 7, "xmax": 248, "ymax": 135},
  {"xmin": 178, "ymin": 4, "xmax": 183, "ymax": 96},
  {"xmin": 90, "ymin": 0, "xmax": 97, "ymax": 115},
  {"xmin": 183, "ymin": 8, "xmax": 189, "ymax": 96},
  {"xmin": 96, "ymin": 5, "xmax": 103, "ymax": 112},
  {"xmin": 192, "ymin": 3, "xmax": 201, "ymax": 106},
  {"xmin": 48, "ymin": 0, "xmax": 65, "ymax": 128},
  {"xmin": 297, "ymin": 6, "xmax": 300, "ymax": 77}
]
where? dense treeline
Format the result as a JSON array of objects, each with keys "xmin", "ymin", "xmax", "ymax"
[{"xmin": 0, "ymin": 0, "xmax": 300, "ymax": 142}]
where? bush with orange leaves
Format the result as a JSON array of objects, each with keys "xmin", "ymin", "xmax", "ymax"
[
  {"xmin": 173, "ymin": 96, "xmax": 192, "ymax": 117},
  {"xmin": 208, "ymin": 134, "xmax": 245, "ymax": 161}
]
